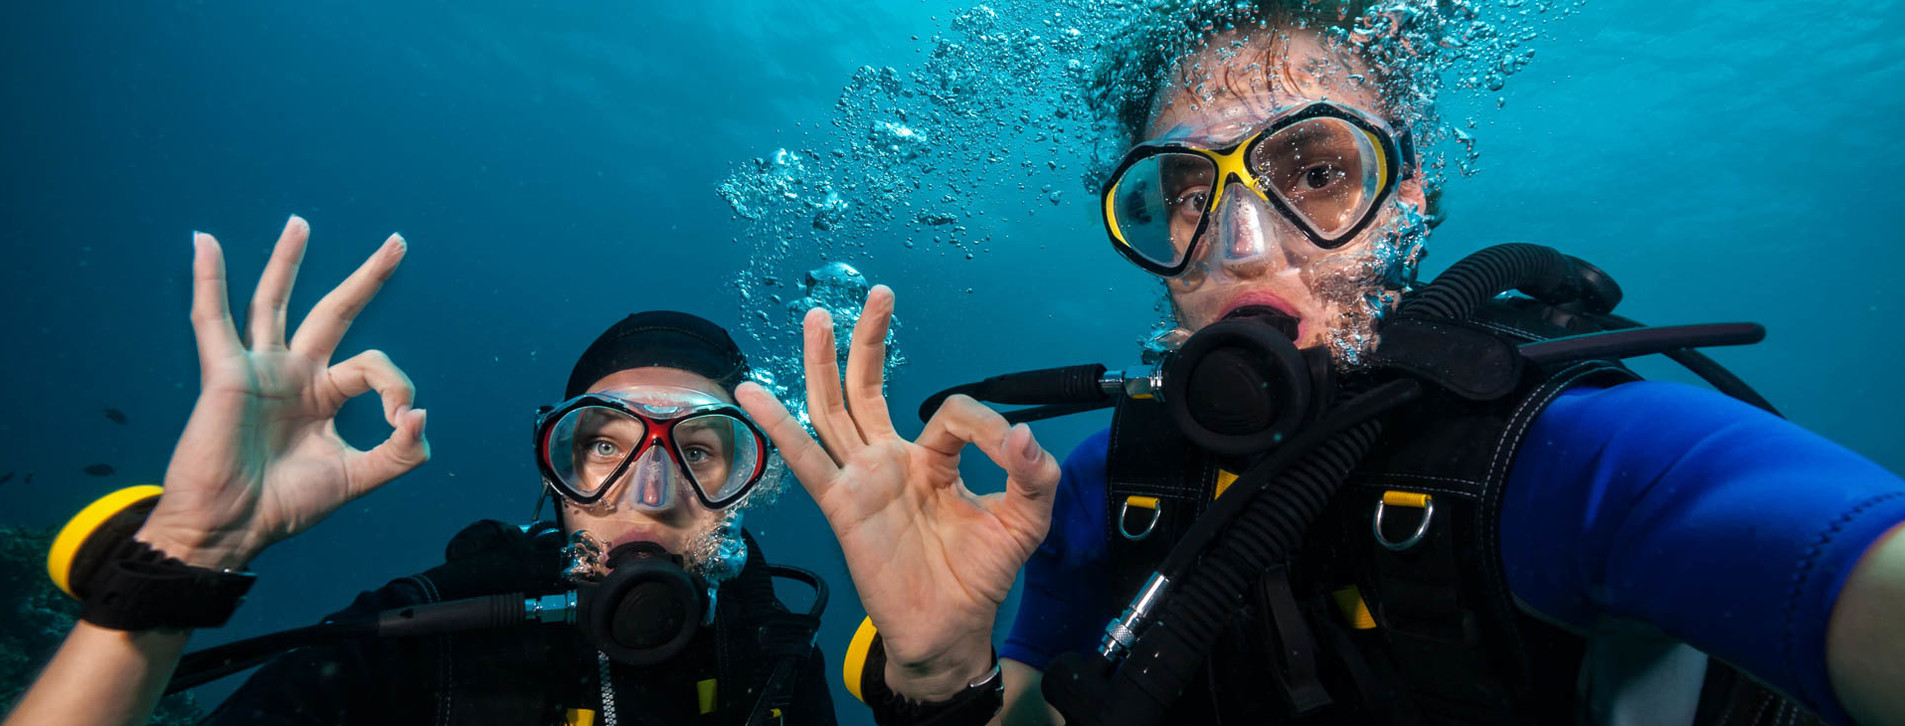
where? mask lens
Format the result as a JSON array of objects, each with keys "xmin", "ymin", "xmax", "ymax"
[
  {"xmin": 546, "ymin": 406, "xmax": 650, "ymax": 499},
  {"xmin": 1109, "ymin": 151, "xmax": 1216, "ymax": 270},
  {"xmin": 1250, "ymin": 117, "xmax": 1385, "ymax": 243},
  {"xmin": 670, "ymin": 413, "xmax": 764, "ymax": 506}
]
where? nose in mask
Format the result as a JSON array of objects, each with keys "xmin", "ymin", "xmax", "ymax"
[
  {"xmin": 1211, "ymin": 181, "xmax": 1281, "ymax": 268},
  {"xmin": 614, "ymin": 444, "xmax": 683, "ymax": 512},
  {"xmin": 1179, "ymin": 180, "xmax": 1302, "ymax": 287}
]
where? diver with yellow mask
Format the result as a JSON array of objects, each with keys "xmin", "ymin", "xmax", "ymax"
[{"xmin": 730, "ymin": 2, "xmax": 1905, "ymax": 725}]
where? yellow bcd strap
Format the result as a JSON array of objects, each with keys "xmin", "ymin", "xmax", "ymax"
[
  {"xmin": 1331, "ymin": 586, "xmax": 1378, "ymax": 630},
  {"xmin": 842, "ymin": 616, "xmax": 880, "ymax": 703},
  {"xmin": 1212, "ymin": 470, "xmax": 1239, "ymax": 499},
  {"xmin": 562, "ymin": 709, "xmax": 596, "ymax": 726},
  {"xmin": 697, "ymin": 678, "xmax": 719, "ymax": 715},
  {"xmin": 48, "ymin": 485, "xmax": 163, "ymax": 598}
]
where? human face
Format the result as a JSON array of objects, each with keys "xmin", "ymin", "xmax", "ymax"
[
  {"xmin": 1146, "ymin": 28, "xmax": 1427, "ymax": 354},
  {"xmin": 558, "ymin": 367, "xmax": 736, "ymax": 558}
]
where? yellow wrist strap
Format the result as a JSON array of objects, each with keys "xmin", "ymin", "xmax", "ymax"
[{"xmin": 48, "ymin": 485, "xmax": 163, "ymax": 598}]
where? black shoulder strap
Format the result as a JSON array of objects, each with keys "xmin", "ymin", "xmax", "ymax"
[
  {"xmin": 1334, "ymin": 359, "xmax": 1638, "ymax": 725},
  {"xmin": 1104, "ymin": 394, "xmax": 1226, "ymax": 600}
]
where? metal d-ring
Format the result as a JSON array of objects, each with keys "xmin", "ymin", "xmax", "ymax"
[
  {"xmin": 1119, "ymin": 497, "xmax": 1162, "ymax": 541},
  {"xmin": 1373, "ymin": 495, "xmax": 1435, "ymax": 551}
]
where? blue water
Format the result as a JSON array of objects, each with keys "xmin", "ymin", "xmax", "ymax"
[{"xmin": 2, "ymin": 1, "xmax": 1900, "ymax": 721}]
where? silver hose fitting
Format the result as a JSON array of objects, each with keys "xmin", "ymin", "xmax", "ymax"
[
  {"xmin": 1099, "ymin": 572, "xmax": 1171, "ymax": 661},
  {"xmin": 524, "ymin": 591, "xmax": 578, "ymax": 625}
]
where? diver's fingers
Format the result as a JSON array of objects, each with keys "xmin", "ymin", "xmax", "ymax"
[
  {"xmin": 324, "ymin": 350, "xmax": 417, "ymax": 426},
  {"xmin": 189, "ymin": 233, "xmax": 244, "ymax": 366},
  {"xmin": 290, "ymin": 233, "xmax": 406, "ymax": 362},
  {"xmin": 802, "ymin": 307, "xmax": 867, "ymax": 460},
  {"xmin": 843, "ymin": 285, "xmax": 900, "ymax": 441},
  {"xmin": 736, "ymin": 382, "xmax": 842, "ymax": 500},
  {"xmin": 915, "ymin": 395, "xmax": 1009, "ymax": 461},
  {"xmin": 983, "ymin": 423, "xmax": 1062, "ymax": 534},
  {"xmin": 343, "ymin": 407, "xmax": 429, "ymax": 499},
  {"xmin": 245, "ymin": 215, "xmax": 310, "ymax": 350}
]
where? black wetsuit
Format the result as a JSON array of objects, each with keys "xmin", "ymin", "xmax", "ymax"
[{"xmin": 202, "ymin": 520, "xmax": 835, "ymax": 726}]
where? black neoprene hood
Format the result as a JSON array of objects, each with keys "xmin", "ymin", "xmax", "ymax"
[{"xmin": 564, "ymin": 311, "xmax": 751, "ymax": 398}]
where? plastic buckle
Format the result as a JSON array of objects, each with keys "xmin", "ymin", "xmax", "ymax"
[
  {"xmin": 1118, "ymin": 496, "xmax": 1161, "ymax": 541},
  {"xmin": 1372, "ymin": 491, "xmax": 1434, "ymax": 551}
]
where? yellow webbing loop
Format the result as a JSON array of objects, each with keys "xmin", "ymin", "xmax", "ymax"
[
  {"xmin": 48, "ymin": 485, "xmax": 163, "ymax": 598},
  {"xmin": 563, "ymin": 709, "xmax": 597, "ymax": 726},
  {"xmin": 1124, "ymin": 495, "xmax": 1160, "ymax": 510},
  {"xmin": 1381, "ymin": 490, "xmax": 1432, "ymax": 509},
  {"xmin": 1212, "ymin": 470, "xmax": 1239, "ymax": 500},
  {"xmin": 1331, "ymin": 586, "xmax": 1379, "ymax": 630},
  {"xmin": 843, "ymin": 616, "xmax": 879, "ymax": 703},
  {"xmin": 697, "ymin": 679, "xmax": 719, "ymax": 715}
]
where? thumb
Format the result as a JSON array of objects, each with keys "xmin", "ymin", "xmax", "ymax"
[
  {"xmin": 994, "ymin": 423, "xmax": 1061, "ymax": 530},
  {"xmin": 345, "ymin": 407, "xmax": 430, "ymax": 498}
]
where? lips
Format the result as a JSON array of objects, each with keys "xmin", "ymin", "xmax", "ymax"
[
  {"xmin": 605, "ymin": 529, "xmax": 670, "ymax": 553},
  {"xmin": 1217, "ymin": 289, "xmax": 1305, "ymax": 339},
  {"xmin": 1219, "ymin": 289, "xmax": 1297, "ymax": 319}
]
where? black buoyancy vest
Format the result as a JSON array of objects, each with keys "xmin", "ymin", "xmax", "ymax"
[
  {"xmin": 399, "ymin": 521, "xmax": 801, "ymax": 726},
  {"xmin": 1101, "ymin": 298, "xmax": 1825, "ymax": 726}
]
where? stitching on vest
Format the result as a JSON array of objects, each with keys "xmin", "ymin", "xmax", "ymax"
[
  {"xmin": 406, "ymin": 574, "xmax": 442, "ymax": 604},
  {"xmin": 1782, "ymin": 490, "xmax": 1904, "ymax": 709},
  {"xmin": 1367, "ymin": 472, "xmax": 1486, "ymax": 488},
  {"xmin": 1111, "ymin": 482, "xmax": 1206, "ymax": 499},
  {"xmin": 1482, "ymin": 363, "xmax": 1601, "ymax": 593},
  {"xmin": 438, "ymin": 634, "xmax": 452, "ymax": 726},
  {"xmin": 1749, "ymin": 692, "xmax": 1773, "ymax": 726},
  {"xmin": 1469, "ymin": 319, "xmax": 1546, "ymax": 343},
  {"xmin": 1356, "ymin": 474, "xmax": 1486, "ymax": 497},
  {"xmin": 1711, "ymin": 676, "xmax": 1742, "ymax": 725},
  {"xmin": 1106, "ymin": 403, "xmax": 1133, "ymax": 547},
  {"xmin": 1481, "ymin": 363, "xmax": 1628, "ymax": 673},
  {"xmin": 1364, "ymin": 483, "xmax": 1476, "ymax": 499}
]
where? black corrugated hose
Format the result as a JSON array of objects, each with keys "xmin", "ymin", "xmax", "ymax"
[{"xmin": 1399, "ymin": 243, "xmax": 1590, "ymax": 321}]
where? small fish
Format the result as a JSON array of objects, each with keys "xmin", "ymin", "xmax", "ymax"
[
  {"xmin": 0, "ymin": 471, "xmax": 12, "ymax": 485},
  {"xmin": 22, "ymin": 473, "xmax": 33, "ymax": 484},
  {"xmin": 103, "ymin": 408, "xmax": 128, "ymax": 425},
  {"xmin": 83, "ymin": 464, "xmax": 115, "ymax": 477}
]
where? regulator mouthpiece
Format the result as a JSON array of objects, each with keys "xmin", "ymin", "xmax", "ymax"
[
  {"xmin": 1163, "ymin": 311, "xmax": 1333, "ymax": 457},
  {"xmin": 577, "ymin": 541, "xmax": 709, "ymax": 666}
]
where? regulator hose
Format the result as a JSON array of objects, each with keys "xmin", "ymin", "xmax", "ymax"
[
  {"xmin": 916, "ymin": 364, "xmax": 1110, "ymax": 424},
  {"xmin": 1399, "ymin": 243, "xmax": 1620, "ymax": 321},
  {"xmin": 1044, "ymin": 380, "xmax": 1421, "ymax": 726}
]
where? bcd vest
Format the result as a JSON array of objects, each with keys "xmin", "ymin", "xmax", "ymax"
[
  {"xmin": 1102, "ymin": 298, "xmax": 1825, "ymax": 726},
  {"xmin": 379, "ymin": 520, "xmax": 804, "ymax": 726}
]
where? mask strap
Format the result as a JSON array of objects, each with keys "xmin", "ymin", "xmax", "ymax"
[{"xmin": 531, "ymin": 485, "xmax": 552, "ymax": 524}]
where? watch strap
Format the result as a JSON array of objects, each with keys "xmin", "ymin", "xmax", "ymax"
[
  {"xmin": 862, "ymin": 630, "xmax": 1004, "ymax": 726},
  {"xmin": 77, "ymin": 537, "xmax": 257, "ymax": 631}
]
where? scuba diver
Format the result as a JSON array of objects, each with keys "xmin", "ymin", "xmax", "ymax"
[
  {"xmin": 726, "ymin": 2, "xmax": 1905, "ymax": 726},
  {"xmin": 5, "ymin": 217, "xmax": 834, "ymax": 725}
]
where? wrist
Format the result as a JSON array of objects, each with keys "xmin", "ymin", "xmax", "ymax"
[
  {"xmin": 884, "ymin": 631, "xmax": 996, "ymax": 701},
  {"xmin": 132, "ymin": 525, "xmax": 254, "ymax": 571}
]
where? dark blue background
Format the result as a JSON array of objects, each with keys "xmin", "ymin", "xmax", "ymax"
[{"xmin": 3, "ymin": 1, "xmax": 1899, "ymax": 722}]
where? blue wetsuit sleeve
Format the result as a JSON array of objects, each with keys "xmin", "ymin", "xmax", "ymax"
[
  {"xmin": 1002, "ymin": 428, "xmax": 1114, "ymax": 671},
  {"xmin": 1502, "ymin": 381, "xmax": 1905, "ymax": 723}
]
